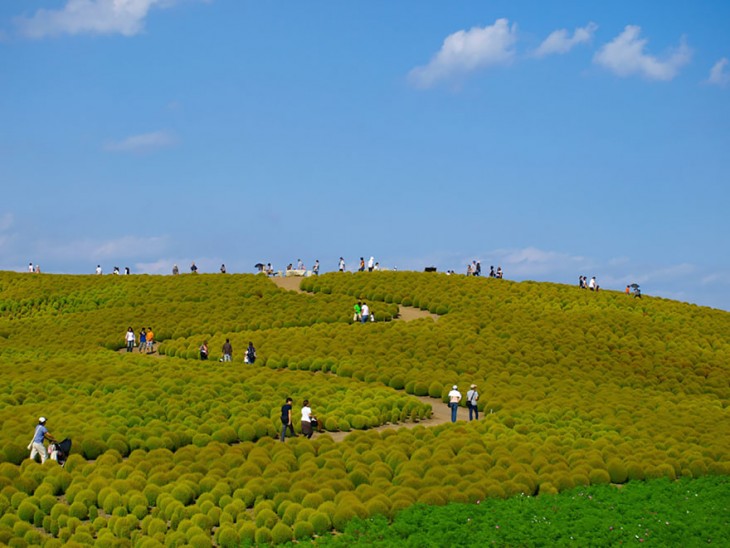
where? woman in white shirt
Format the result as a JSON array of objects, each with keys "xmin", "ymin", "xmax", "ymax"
[
  {"xmin": 125, "ymin": 327, "xmax": 136, "ymax": 353},
  {"xmin": 301, "ymin": 400, "xmax": 314, "ymax": 439}
]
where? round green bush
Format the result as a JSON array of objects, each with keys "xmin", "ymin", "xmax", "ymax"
[
  {"xmin": 80, "ymin": 439, "xmax": 107, "ymax": 460},
  {"xmin": 332, "ymin": 505, "xmax": 358, "ymax": 532},
  {"xmin": 254, "ymin": 526, "xmax": 272, "ymax": 545},
  {"xmin": 216, "ymin": 525, "xmax": 239, "ymax": 547},
  {"xmin": 254, "ymin": 508, "xmax": 278, "ymax": 529},
  {"xmin": 607, "ymin": 459, "xmax": 628, "ymax": 484},
  {"xmin": 68, "ymin": 501, "xmax": 88, "ymax": 520},
  {"xmin": 588, "ymin": 468, "xmax": 611, "ymax": 485},
  {"xmin": 271, "ymin": 522, "xmax": 293, "ymax": 544},
  {"xmin": 293, "ymin": 519, "xmax": 314, "ymax": 540},
  {"xmin": 238, "ymin": 522, "xmax": 256, "ymax": 544},
  {"xmin": 17, "ymin": 501, "xmax": 38, "ymax": 523},
  {"xmin": 308, "ymin": 511, "xmax": 331, "ymax": 535}
]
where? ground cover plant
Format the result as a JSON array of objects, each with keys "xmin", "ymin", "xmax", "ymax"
[
  {"xmin": 310, "ymin": 475, "xmax": 730, "ymax": 546},
  {"xmin": 0, "ymin": 270, "xmax": 728, "ymax": 545}
]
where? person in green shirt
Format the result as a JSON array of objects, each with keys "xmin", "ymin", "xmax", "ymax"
[{"xmin": 353, "ymin": 301, "xmax": 362, "ymax": 322}]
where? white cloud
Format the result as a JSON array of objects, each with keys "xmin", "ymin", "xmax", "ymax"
[
  {"xmin": 408, "ymin": 18, "xmax": 518, "ymax": 88},
  {"xmin": 593, "ymin": 25, "xmax": 691, "ymax": 81},
  {"xmin": 105, "ymin": 130, "xmax": 177, "ymax": 153},
  {"xmin": 707, "ymin": 58, "xmax": 730, "ymax": 87},
  {"xmin": 15, "ymin": 0, "xmax": 185, "ymax": 39},
  {"xmin": 534, "ymin": 22, "xmax": 597, "ymax": 58}
]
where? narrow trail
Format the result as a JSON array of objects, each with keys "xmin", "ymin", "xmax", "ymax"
[
  {"xmin": 270, "ymin": 275, "xmax": 439, "ymax": 322},
  {"xmin": 319, "ymin": 394, "xmax": 458, "ymax": 443},
  {"xmin": 118, "ymin": 346, "xmax": 463, "ymax": 442}
]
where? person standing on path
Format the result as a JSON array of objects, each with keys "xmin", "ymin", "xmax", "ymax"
[
  {"xmin": 125, "ymin": 327, "xmax": 135, "ymax": 352},
  {"xmin": 28, "ymin": 417, "xmax": 56, "ymax": 464},
  {"xmin": 448, "ymin": 385, "xmax": 462, "ymax": 423},
  {"xmin": 245, "ymin": 342, "xmax": 256, "ymax": 364},
  {"xmin": 353, "ymin": 301, "xmax": 362, "ymax": 322},
  {"xmin": 138, "ymin": 328, "xmax": 147, "ymax": 353},
  {"xmin": 301, "ymin": 400, "xmax": 314, "ymax": 439},
  {"xmin": 280, "ymin": 397, "xmax": 295, "ymax": 441},
  {"xmin": 466, "ymin": 384, "xmax": 479, "ymax": 421},
  {"xmin": 360, "ymin": 302, "xmax": 370, "ymax": 323},
  {"xmin": 200, "ymin": 341, "xmax": 209, "ymax": 360},
  {"xmin": 146, "ymin": 327, "xmax": 154, "ymax": 354},
  {"xmin": 222, "ymin": 339, "xmax": 233, "ymax": 362}
]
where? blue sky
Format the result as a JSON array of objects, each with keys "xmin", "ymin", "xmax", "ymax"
[{"xmin": 1, "ymin": 1, "xmax": 729, "ymax": 310}]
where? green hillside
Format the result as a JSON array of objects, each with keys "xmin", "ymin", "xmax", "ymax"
[{"xmin": 0, "ymin": 270, "xmax": 728, "ymax": 545}]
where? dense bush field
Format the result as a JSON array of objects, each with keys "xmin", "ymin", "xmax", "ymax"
[{"xmin": 0, "ymin": 270, "xmax": 728, "ymax": 545}]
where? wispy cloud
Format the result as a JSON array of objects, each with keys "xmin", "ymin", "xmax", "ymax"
[
  {"xmin": 493, "ymin": 246, "xmax": 589, "ymax": 278},
  {"xmin": 707, "ymin": 58, "xmax": 730, "ymax": 87},
  {"xmin": 533, "ymin": 22, "xmax": 597, "ymax": 58},
  {"xmin": 0, "ymin": 212, "xmax": 14, "ymax": 232},
  {"xmin": 593, "ymin": 25, "xmax": 691, "ymax": 81},
  {"xmin": 105, "ymin": 130, "xmax": 178, "ymax": 153},
  {"xmin": 408, "ymin": 18, "xmax": 517, "ymax": 88},
  {"xmin": 15, "ymin": 0, "xmax": 191, "ymax": 39},
  {"xmin": 37, "ymin": 235, "xmax": 169, "ymax": 264}
]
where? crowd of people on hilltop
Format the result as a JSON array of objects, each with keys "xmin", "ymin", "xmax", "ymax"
[
  {"xmin": 579, "ymin": 275, "xmax": 599, "ymax": 291},
  {"xmin": 464, "ymin": 261, "xmax": 503, "ymax": 278},
  {"xmin": 22, "ymin": 258, "xmax": 652, "ymax": 305}
]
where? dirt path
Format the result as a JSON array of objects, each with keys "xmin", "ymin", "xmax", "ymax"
[
  {"xmin": 270, "ymin": 276, "xmax": 438, "ymax": 322},
  {"xmin": 320, "ymin": 395, "xmax": 456, "ymax": 442}
]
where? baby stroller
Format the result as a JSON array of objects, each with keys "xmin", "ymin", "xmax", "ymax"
[{"xmin": 49, "ymin": 438, "xmax": 72, "ymax": 466}]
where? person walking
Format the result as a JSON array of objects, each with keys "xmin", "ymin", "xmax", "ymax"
[
  {"xmin": 448, "ymin": 385, "xmax": 462, "ymax": 423},
  {"xmin": 466, "ymin": 384, "xmax": 479, "ymax": 421},
  {"xmin": 125, "ymin": 327, "xmax": 135, "ymax": 352},
  {"xmin": 222, "ymin": 339, "xmax": 233, "ymax": 362},
  {"xmin": 146, "ymin": 327, "xmax": 154, "ymax": 354},
  {"xmin": 360, "ymin": 302, "xmax": 370, "ymax": 323},
  {"xmin": 245, "ymin": 342, "xmax": 256, "ymax": 364},
  {"xmin": 313, "ymin": 260, "xmax": 320, "ymax": 275},
  {"xmin": 28, "ymin": 417, "xmax": 56, "ymax": 464},
  {"xmin": 138, "ymin": 328, "xmax": 147, "ymax": 353},
  {"xmin": 199, "ymin": 341, "xmax": 209, "ymax": 360},
  {"xmin": 353, "ymin": 301, "xmax": 362, "ymax": 322},
  {"xmin": 301, "ymin": 400, "xmax": 314, "ymax": 439},
  {"xmin": 280, "ymin": 397, "xmax": 295, "ymax": 442}
]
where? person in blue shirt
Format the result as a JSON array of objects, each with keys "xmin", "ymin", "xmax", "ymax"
[
  {"xmin": 280, "ymin": 398, "xmax": 295, "ymax": 442},
  {"xmin": 28, "ymin": 417, "xmax": 56, "ymax": 463}
]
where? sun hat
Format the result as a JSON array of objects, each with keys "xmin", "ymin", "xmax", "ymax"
[
  {"xmin": 470, "ymin": 384, "xmax": 477, "ymax": 388},
  {"xmin": 39, "ymin": 417, "xmax": 46, "ymax": 423}
]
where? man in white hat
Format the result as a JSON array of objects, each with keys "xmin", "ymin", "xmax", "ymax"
[
  {"xmin": 28, "ymin": 417, "xmax": 56, "ymax": 464},
  {"xmin": 447, "ymin": 385, "xmax": 462, "ymax": 423},
  {"xmin": 466, "ymin": 384, "xmax": 479, "ymax": 421}
]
